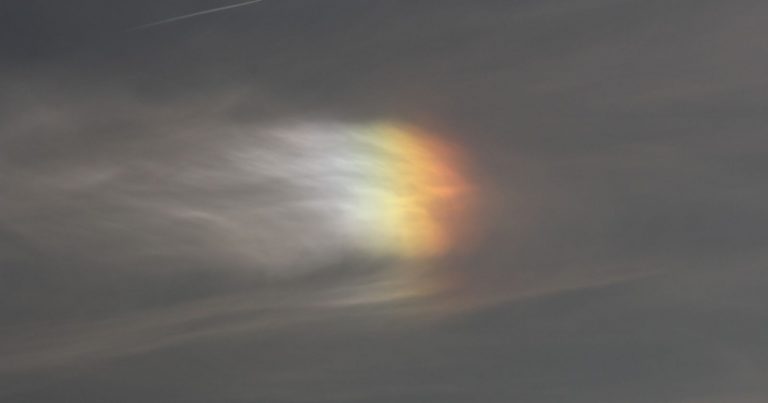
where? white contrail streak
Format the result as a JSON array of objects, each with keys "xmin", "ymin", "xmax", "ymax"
[{"xmin": 128, "ymin": 0, "xmax": 266, "ymax": 31}]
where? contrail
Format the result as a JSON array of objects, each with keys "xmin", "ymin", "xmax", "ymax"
[{"xmin": 128, "ymin": 0, "xmax": 266, "ymax": 31}]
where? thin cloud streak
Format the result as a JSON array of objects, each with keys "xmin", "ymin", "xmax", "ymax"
[{"xmin": 127, "ymin": 0, "xmax": 266, "ymax": 31}]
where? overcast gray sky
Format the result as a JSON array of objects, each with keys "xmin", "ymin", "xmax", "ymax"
[{"xmin": 2, "ymin": 1, "xmax": 768, "ymax": 402}]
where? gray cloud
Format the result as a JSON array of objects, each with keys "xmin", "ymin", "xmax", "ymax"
[{"xmin": 2, "ymin": 0, "xmax": 768, "ymax": 401}]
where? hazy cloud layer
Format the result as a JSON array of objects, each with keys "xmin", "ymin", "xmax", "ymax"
[{"xmin": 2, "ymin": 0, "xmax": 768, "ymax": 401}]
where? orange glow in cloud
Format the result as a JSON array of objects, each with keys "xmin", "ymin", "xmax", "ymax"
[
  {"xmin": 364, "ymin": 123, "xmax": 473, "ymax": 260},
  {"xmin": 345, "ymin": 122, "xmax": 476, "ymax": 300}
]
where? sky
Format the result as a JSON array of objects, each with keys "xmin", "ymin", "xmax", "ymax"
[{"xmin": 2, "ymin": 0, "xmax": 768, "ymax": 401}]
